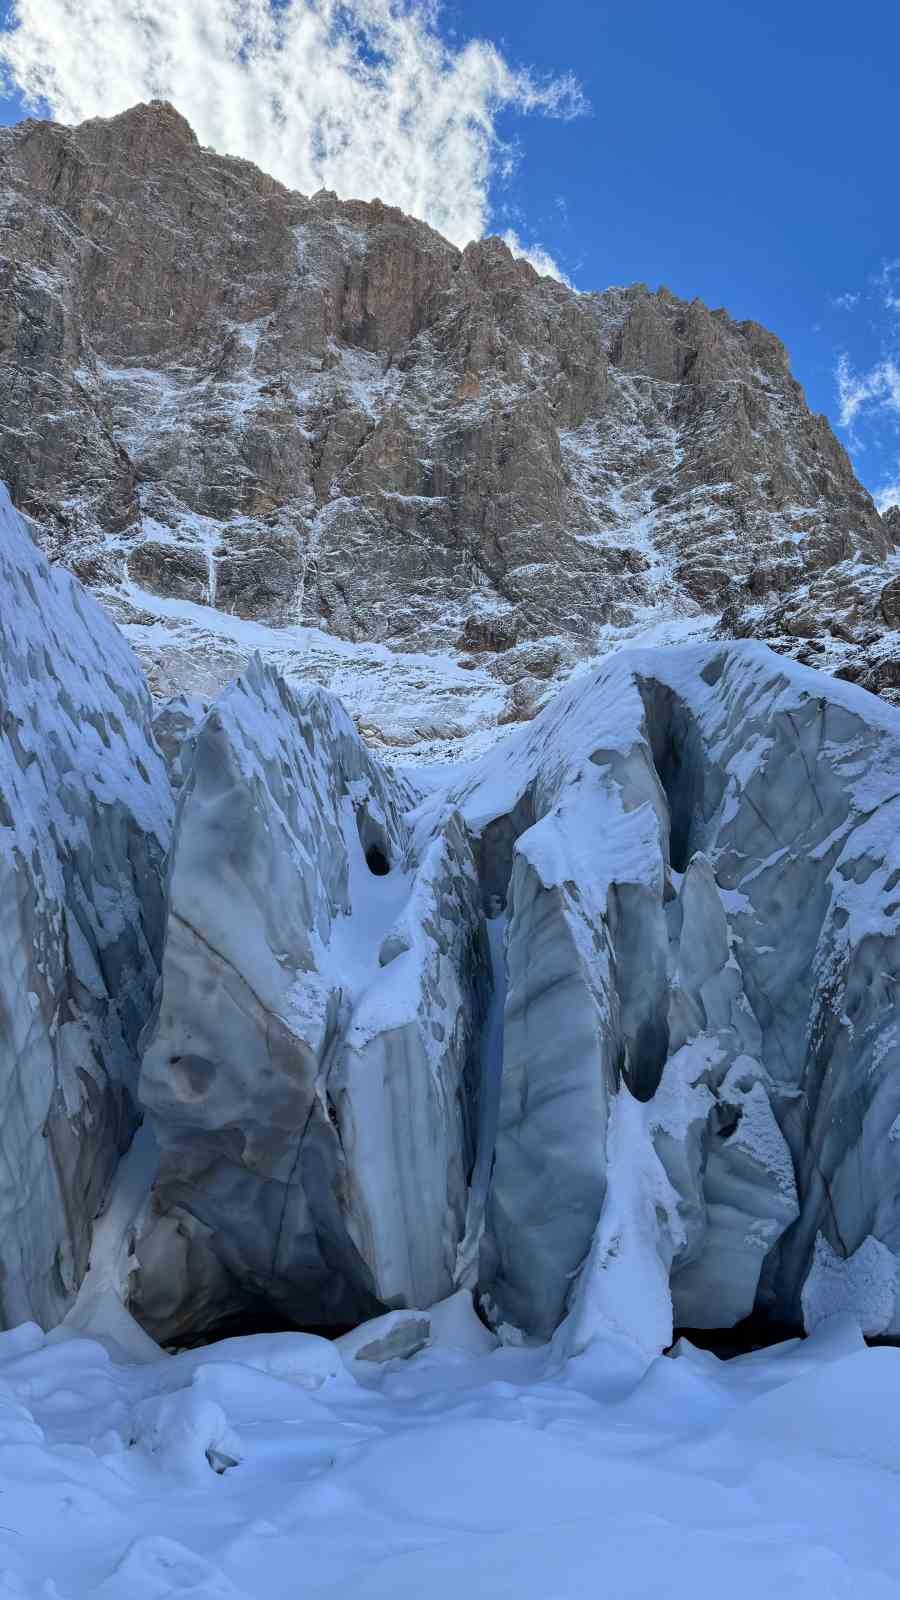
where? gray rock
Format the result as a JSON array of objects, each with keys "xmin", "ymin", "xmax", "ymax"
[{"xmin": 880, "ymin": 573, "xmax": 900, "ymax": 628}]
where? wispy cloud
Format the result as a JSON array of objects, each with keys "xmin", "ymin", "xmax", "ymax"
[
  {"xmin": 834, "ymin": 254, "xmax": 900, "ymax": 512},
  {"xmin": 879, "ymin": 259, "xmax": 900, "ymax": 314},
  {"xmin": 832, "ymin": 291, "xmax": 859, "ymax": 311},
  {"xmin": 0, "ymin": 0, "xmax": 587, "ymax": 250},
  {"xmin": 836, "ymin": 354, "xmax": 900, "ymax": 430},
  {"xmin": 501, "ymin": 228, "xmax": 571, "ymax": 285}
]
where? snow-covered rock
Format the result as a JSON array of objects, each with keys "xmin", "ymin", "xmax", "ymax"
[
  {"xmin": 0, "ymin": 484, "xmax": 172, "ymax": 1330},
  {"xmin": 126, "ymin": 1384, "xmax": 243, "ymax": 1476},
  {"xmin": 336, "ymin": 1310, "xmax": 431, "ymax": 1367},
  {"xmin": 135, "ymin": 659, "xmax": 489, "ymax": 1342}
]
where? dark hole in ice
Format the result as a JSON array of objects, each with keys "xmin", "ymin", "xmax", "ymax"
[
  {"xmin": 365, "ymin": 843, "xmax": 391, "ymax": 876},
  {"xmin": 713, "ymin": 1104, "xmax": 742, "ymax": 1141},
  {"xmin": 670, "ymin": 1314, "xmax": 802, "ymax": 1360},
  {"xmin": 164, "ymin": 1303, "xmax": 359, "ymax": 1352}
]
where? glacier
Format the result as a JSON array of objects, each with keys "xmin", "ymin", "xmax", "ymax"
[{"xmin": 3, "ymin": 472, "xmax": 900, "ymax": 1593}]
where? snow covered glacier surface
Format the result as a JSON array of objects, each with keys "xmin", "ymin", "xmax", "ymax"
[
  {"xmin": 0, "ymin": 484, "xmax": 172, "ymax": 1330},
  {"xmin": 6, "ymin": 1307, "xmax": 900, "ymax": 1599}
]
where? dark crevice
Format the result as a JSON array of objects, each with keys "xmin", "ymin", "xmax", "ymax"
[
  {"xmin": 474, "ymin": 790, "xmax": 536, "ymax": 912},
  {"xmin": 355, "ymin": 804, "xmax": 393, "ymax": 875},
  {"xmin": 635, "ymin": 676, "xmax": 706, "ymax": 872},
  {"xmin": 607, "ymin": 879, "xmax": 669, "ymax": 1103}
]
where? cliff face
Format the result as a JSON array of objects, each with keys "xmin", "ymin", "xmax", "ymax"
[{"xmin": 0, "ymin": 98, "xmax": 897, "ymax": 752}]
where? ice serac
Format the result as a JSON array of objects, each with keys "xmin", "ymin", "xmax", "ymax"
[
  {"xmin": 0, "ymin": 482, "xmax": 172, "ymax": 1330},
  {"xmin": 135, "ymin": 659, "xmax": 489, "ymax": 1343},
  {"xmin": 448, "ymin": 640, "xmax": 900, "ymax": 1347}
]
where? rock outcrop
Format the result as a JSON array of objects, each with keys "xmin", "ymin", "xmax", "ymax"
[
  {"xmin": 0, "ymin": 482, "xmax": 171, "ymax": 1329},
  {"xmin": 134, "ymin": 660, "xmax": 488, "ymax": 1343},
  {"xmin": 1, "ymin": 101, "xmax": 898, "ymax": 756}
]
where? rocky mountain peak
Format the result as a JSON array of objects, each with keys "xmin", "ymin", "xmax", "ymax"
[
  {"xmin": 87, "ymin": 97, "xmax": 201, "ymax": 151},
  {"xmin": 0, "ymin": 103, "xmax": 897, "ymax": 754}
]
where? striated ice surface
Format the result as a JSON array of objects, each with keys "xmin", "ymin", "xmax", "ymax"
[
  {"xmin": 0, "ymin": 483, "xmax": 172, "ymax": 1329},
  {"xmin": 135, "ymin": 659, "xmax": 488, "ymax": 1342},
  {"xmin": 442, "ymin": 641, "xmax": 900, "ymax": 1345}
]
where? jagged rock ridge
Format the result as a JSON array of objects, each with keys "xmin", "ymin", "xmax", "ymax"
[{"xmin": 1, "ymin": 99, "xmax": 898, "ymax": 755}]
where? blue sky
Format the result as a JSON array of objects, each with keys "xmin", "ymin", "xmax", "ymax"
[{"xmin": 1, "ymin": 0, "xmax": 897, "ymax": 506}]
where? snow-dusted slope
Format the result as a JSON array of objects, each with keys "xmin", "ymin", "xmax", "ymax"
[
  {"xmin": 1, "ymin": 102, "xmax": 898, "ymax": 759},
  {"xmin": 0, "ymin": 484, "xmax": 171, "ymax": 1329}
]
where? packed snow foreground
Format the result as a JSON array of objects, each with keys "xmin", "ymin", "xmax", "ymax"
[{"xmin": 4, "ymin": 478, "xmax": 900, "ymax": 1596}]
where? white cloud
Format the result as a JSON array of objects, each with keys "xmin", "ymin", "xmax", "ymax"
[
  {"xmin": 0, "ymin": 0, "xmax": 586, "ymax": 249},
  {"xmin": 501, "ymin": 228, "xmax": 571, "ymax": 285},
  {"xmin": 878, "ymin": 259, "xmax": 900, "ymax": 314},
  {"xmin": 836, "ymin": 353, "xmax": 900, "ymax": 430},
  {"xmin": 832, "ymin": 291, "xmax": 859, "ymax": 311},
  {"xmin": 876, "ymin": 481, "xmax": 900, "ymax": 515}
]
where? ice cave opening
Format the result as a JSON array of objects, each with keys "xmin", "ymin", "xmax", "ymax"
[{"xmin": 364, "ymin": 842, "xmax": 391, "ymax": 876}]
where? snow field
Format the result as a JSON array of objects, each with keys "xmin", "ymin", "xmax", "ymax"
[{"xmin": 1, "ymin": 1308, "xmax": 899, "ymax": 1598}]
